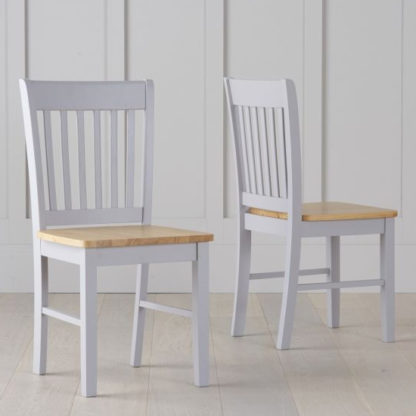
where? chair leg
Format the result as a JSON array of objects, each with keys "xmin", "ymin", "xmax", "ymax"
[
  {"xmin": 130, "ymin": 264, "xmax": 149, "ymax": 367},
  {"xmin": 380, "ymin": 218, "xmax": 395, "ymax": 342},
  {"xmin": 231, "ymin": 227, "xmax": 252, "ymax": 336},
  {"xmin": 277, "ymin": 234, "xmax": 301, "ymax": 350},
  {"xmin": 33, "ymin": 253, "xmax": 48, "ymax": 375},
  {"xmin": 80, "ymin": 251, "xmax": 97, "ymax": 397},
  {"xmin": 192, "ymin": 242, "xmax": 209, "ymax": 387},
  {"xmin": 326, "ymin": 236, "xmax": 340, "ymax": 328}
]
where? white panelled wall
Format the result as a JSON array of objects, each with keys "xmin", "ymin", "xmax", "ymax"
[{"xmin": 0, "ymin": 0, "xmax": 415, "ymax": 293}]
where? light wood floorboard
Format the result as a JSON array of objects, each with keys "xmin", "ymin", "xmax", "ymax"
[
  {"xmin": 0, "ymin": 294, "xmax": 33, "ymax": 398},
  {"xmin": 0, "ymin": 294, "xmax": 416, "ymax": 415},
  {"xmin": 258, "ymin": 293, "xmax": 372, "ymax": 416},
  {"xmin": 211, "ymin": 294, "xmax": 299, "ymax": 416},
  {"xmin": 146, "ymin": 294, "xmax": 222, "ymax": 416},
  {"xmin": 309, "ymin": 293, "xmax": 416, "ymax": 415}
]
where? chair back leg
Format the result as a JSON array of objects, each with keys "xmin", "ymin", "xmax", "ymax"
[
  {"xmin": 33, "ymin": 252, "xmax": 48, "ymax": 374},
  {"xmin": 277, "ymin": 233, "xmax": 301, "ymax": 350},
  {"xmin": 327, "ymin": 236, "xmax": 340, "ymax": 328},
  {"xmin": 380, "ymin": 218, "xmax": 395, "ymax": 342},
  {"xmin": 80, "ymin": 251, "xmax": 98, "ymax": 397},
  {"xmin": 192, "ymin": 242, "xmax": 210, "ymax": 387},
  {"xmin": 130, "ymin": 263, "xmax": 150, "ymax": 366},
  {"xmin": 231, "ymin": 227, "xmax": 252, "ymax": 336}
]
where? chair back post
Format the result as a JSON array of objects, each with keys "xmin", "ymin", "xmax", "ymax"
[
  {"xmin": 20, "ymin": 79, "xmax": 46, "ymax": 236},
  {"xmin": 224, "ymin": 77, "xmax": 302, "ymax": 225},
  {"xmin": 142, "ymin": 80, "xmax": 154, "ymax": 225},
  {"xmin": 19, "ymin": 79, "xmax": 154, "ymax": 235},
  {"xmin": 284, "ymin": 79, "xmax": 302, "ymax": 226},
  {"xmin": 224, "ymin": 78, "xmax": 247, "ymax": 222}
]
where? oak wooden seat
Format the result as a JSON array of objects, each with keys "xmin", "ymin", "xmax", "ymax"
[
  {"xmin": 38, "ymin": 225, "xmax": 214, "ymax": 248},
  {"xmin": 249, "ymin": 202, "xmax": 398, "ymax": 222}
]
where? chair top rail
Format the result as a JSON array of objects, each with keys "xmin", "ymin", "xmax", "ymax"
[
  {"xmin": 21, "ymin": 80, "xmax": 147, "ymax": 111},
  {"xmin": 227, "ymin": 78, "xmax": 288, "ymax": 108}
]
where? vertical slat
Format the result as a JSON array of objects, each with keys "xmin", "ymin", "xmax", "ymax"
[
  {"xmin": 257, "ymin": 107, "xmax": 271, "ymax": 196},
  {"xmin": 93, "ymin": 111, "xmax": 102, "ymax": 209},
  {"xmin": 242, "ymin": 106, "xmax": 257, "ymax": 194},
  {"xmin": 111, "ymin": 110, "xmax": 118, "ymax": 208},
  {"xmin": 266, "ymin": 107, "xmax": 280, "ymax": 197},
  {"xmin": 249, "ymin": 107, "xmax": 263, "ymax": 195},
  {"xmin": 60, "ymin": 111, "xmax": 72, "ymax": 209},
  {"xmin": 236, "ymin": 106, "xmax": 251, "ymax": 193},
  {"xmin": 275, "ymin": 107, "xmax": 288, "ymax": 198},
  {"xmin": 77, "ymin": 111, "xmax": 87, "ymax": 209},
  {"xmin": 43, "ymin": 111, "xmax": 56, "ymax": 210},
  {"xmin": 126, "ymin": 110, "xmax": 135, "ymax": 207}
]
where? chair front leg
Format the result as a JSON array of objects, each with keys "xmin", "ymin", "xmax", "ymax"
[
  {"xmin": 80, "ymin": 250, "xmax": 97, "ymax": 397},
  {"xmin": 231, "ymin": 226, "xmax": 252, "ymax": 336},
  {"xmin": 33, "ymin": 252, "xmax": 48, "ymax": 375},
  {"xmin": 192, "ymin": 242, "xmax": 209, "ymax": 387},
  {"xmin": 130, "ymin": 263, "xmax": 149, "ymax": 367},
  {"xmin": 277, "ymin": 233, "xmax": 301, "ymax": 350},
  {"xmin": 380, "ymin": 218, "xmax": 395, "ymax": 342},
  {"xmin": 326, "ymin": 236, "xmax": 340, "ymax": 328}
]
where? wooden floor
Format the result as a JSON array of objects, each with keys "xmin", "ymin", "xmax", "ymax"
[{"xmin": 1, "ymin": 293, "xmax": 416, "ymax": 415}]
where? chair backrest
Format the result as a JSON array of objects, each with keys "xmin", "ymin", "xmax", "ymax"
[
  {"xmin": 224, "ymin": 78, "xmax": 302, "ymax": 220},
  {"xmin": 20, "ymin": 80, "xmax": 154, "ymax": 233}
]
